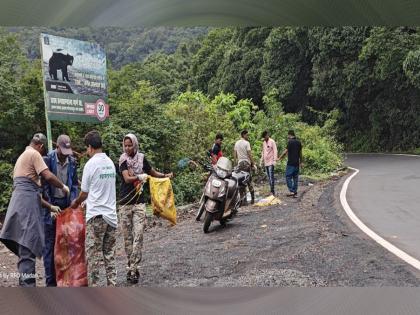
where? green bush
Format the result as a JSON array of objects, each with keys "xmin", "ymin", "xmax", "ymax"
[
  {"xmin": 0, "ymin": 162, "xmax": 13, "ymax": 213},
  {"xmin": 172, "ymin": 170, "xmax": 203, "ymax": 205}
]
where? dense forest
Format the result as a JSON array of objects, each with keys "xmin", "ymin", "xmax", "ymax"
[
  {"xmin": 1, "ymin": 26, "xmax": 420, "ymax": 212},
  {"xmin": 6, "ymin": 26, "xmax": 209, "ymax": 68}
]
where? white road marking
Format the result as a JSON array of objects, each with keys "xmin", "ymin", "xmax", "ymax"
[{"xmin": 340, "ymin": 166, "xmax": 420, "ymax": 270}]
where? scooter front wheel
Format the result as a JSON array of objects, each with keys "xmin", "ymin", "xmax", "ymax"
[
  {"xmin": 196, "ymin": 194, "xmax": 205, "ymax": 221},
  {"xmin": 203, "ymin": 212, "xmax": 214, "ymax": 233}
]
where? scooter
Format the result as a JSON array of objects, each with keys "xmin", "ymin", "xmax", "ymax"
[
  {"xmin": 195, "ymin": 160, "xmax": 214, "ymax": 222},
  {"xmin": 200, "ymin": 157, "xmax": 250, "ymax": 233}
]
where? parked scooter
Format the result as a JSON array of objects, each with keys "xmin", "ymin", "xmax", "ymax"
[
  {"xmin": 195, "ymin": 159, "xmax": 214, "ymax": 222},
  {"xmin": 200, "ymin": 157, "xmax": 250, "ymax": 233}
]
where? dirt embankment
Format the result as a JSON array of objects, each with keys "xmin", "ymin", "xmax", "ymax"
[{"xmin": 1, "ymin": 174, "xmax": 419, "ymax": 287}]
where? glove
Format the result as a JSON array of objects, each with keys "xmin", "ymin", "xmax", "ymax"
[
  {"xmin": 137, "ymin": 174, "xmax": 149, "ymax": 182},
  {"xmin": 50, "ymin": 205, "xmax": 61, "ymax": 219},
  {"xmin": 62, "ymin": 184, "xmax": 70, "ymax": 196},
  {"xmin": 51, "ymin": 205, "xmax": 62, "ymax": 214}
]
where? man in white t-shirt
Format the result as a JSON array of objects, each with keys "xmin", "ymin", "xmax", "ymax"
[
  {"xmin": 70, "ymin": 130, "xmax": 117, "ymax": 287},
  {"xmin": 234, "ymin": 130, "xmax": 256, "ymax": 205}
]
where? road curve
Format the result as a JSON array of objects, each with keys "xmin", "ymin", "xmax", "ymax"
[{"xmin": 344, "ymin": 153, "xmax": 420, "ymax": 265}]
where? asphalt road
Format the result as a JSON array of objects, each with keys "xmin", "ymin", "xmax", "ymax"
[{"xmin": 345, "ymin": 153, "xmax": 420, "ymax": 262}]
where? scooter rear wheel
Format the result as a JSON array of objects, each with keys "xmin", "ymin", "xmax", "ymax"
[{"xmin": 203, "ymin": 212, "xmax": 214, "ymax": 233}]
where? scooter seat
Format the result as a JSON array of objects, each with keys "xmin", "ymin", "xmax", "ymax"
[{"xmin": 232, "ymin": 171, "xmax": 250, "ymax": 186}]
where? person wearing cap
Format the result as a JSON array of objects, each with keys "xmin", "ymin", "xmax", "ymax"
[
  {"xmin": 0, "ymin": 133, "xmax": 70, "ymax": 287},
  {"xmin": 41, "ymin": 134, "xmax": 78, "ymax": 286}
]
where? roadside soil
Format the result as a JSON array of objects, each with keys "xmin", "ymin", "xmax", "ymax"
[{"xmin": 1, "ymin": 172, "xmax": 419, "ymax": 287}]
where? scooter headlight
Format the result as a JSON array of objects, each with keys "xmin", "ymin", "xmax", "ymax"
[{"xmin": 216, "ymin": 169, "xmax": 228, "ymax": 179}]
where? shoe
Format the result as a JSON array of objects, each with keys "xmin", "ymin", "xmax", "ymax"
[
  {"xmin": 127, "ymin": 270, "xmax": 140, "ymax": 284},
  {"xmin": 292, "ymin": 192, "xmax": 298, "ymax": 198},
  {"xmin": 286, "ymin": 192, "xmax": 295, "ymax": 197}
]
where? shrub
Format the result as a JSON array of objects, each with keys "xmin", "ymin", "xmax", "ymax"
[{"xmin": 0, "ymin": 162, "xmax": 13, "ymax": 213}]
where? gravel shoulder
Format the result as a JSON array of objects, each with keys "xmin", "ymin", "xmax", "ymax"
[{"xmin": 1, "ymin": 172, "xmax": 419, "ymax": 287}]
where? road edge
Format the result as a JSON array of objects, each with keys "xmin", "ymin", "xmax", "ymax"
[{"xmin": 340, "ymin": 166, "xmax": 420, "ymax": 271}]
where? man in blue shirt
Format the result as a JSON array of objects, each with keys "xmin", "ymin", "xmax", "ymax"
[{"xmin": 42, "ymin": 134, "xmax": 78, "ymax": 286}]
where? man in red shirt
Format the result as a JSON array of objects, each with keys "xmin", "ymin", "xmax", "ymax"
[{"xmin": 209, "ymin": 133, "xmax": 224, "ymax": 165}]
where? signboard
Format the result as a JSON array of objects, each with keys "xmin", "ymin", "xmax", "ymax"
[{"xmin": 40, "ymin": 33, "xmax": 109, "ymax": 123}]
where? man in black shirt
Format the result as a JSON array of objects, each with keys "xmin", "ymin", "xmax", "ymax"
[
  {"xmin": 118, "ymin": 133, "xmax": 173, "ymax": 284},
  {"xmin": 278, "ymin": 130, "xmax": 303, "ymax": 198}
]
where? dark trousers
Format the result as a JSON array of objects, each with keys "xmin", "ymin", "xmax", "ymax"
[
  {"xmin": 237, "ymin": 161, "xmax": 255, "ymax": 204},
  {"xmin": 43, "ymin": 221, "xmax": 56, "ymax": 286},
  {"xmin": 43, "ymin": 197, "xmax": 68, "ymax": 287},
  {"xmin": 18, "ymin": 244, "xmax": 36, "ymax": 287},
  {"xmin": 286, "ymin": 165, "xmax": 299, "ymax": 193},
  {"xmin": 265, "ymin": 165, "xmax": 275, "ymax": 194}
]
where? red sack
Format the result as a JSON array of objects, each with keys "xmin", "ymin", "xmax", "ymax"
[{"xmin": 54, "ymin": 207, "xmax": 88, "ymax": 287}]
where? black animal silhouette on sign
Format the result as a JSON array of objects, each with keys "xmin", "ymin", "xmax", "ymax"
[{"xmin": 48, "ymin": 52, "xmax": 74, "ymax": 81}]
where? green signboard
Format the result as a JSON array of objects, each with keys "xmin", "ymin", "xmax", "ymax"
[{"xmin": 40, "ymin": 33, "xmax": 109, "ymax": 149}]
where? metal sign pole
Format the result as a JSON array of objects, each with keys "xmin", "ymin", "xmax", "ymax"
[
  {"xmin": 40, "ymin": 34, "xmax": 53, "ymax": 152},
  {"xmin": 45, "ymin": 117, "xmax": 53, "ymax": 152}
]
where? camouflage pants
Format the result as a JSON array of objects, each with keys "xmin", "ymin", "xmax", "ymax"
[
  {"xmin": 119, "ymin": 203, "xmax": 146, "ymax": 275},
  {"xmin": 85, "ymin": 216, "xmax": 117, "ymax": 287},
  {"xmin": 237, "ymin": 160, "xmax": 254, "ymax": 203}
]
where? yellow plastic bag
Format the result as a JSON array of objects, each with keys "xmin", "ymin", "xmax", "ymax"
[
  {"xmin": 255, "ymin": 195, "xmax": 282, "ymax": 207},
  {"xmin": 149, "ymin": 177, "xmax": 177, "ymax": 225}
]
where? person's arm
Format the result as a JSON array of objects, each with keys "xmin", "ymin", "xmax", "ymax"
[
  {"xmin": 70, "ymin": 162, "xmax": 90, "ymax": 208},
  {"xmin": 70, "ymin": 191, "xmax": 89, "ymax": 209},
  {"xmin": 122, "ymin": 170, "xmax": 139, "ymax": 184},
  {"xmin": 41, "ymin": 197, "xmax": 52, "ymax": 210},
  {"xmin": 246, "ymin": 142, "xmax": 255, "ymax": 167},
  {"xmin": 248, "ymin": 150, "xmax": 255, "ymax": 165},
  {"xmin": 41, "ymin": 156, "xmax": 52, "ymax": 203},
  {"xmin": 278, "ymin": 149, "xmax": 288, "ymax": 161},
  {"xmin": 40, "ymin": 168, "xmax": 65, "ymax": 189},
  {"xmin": 149, "ymin": 168, "xmax": 173, "ymax": 179},
  {"xmin": 41, "ymin": 197, "xmax": 61, "ymax": 214},
  {"xmin": 299, "ymin": 144, "xmax": 304, "ymax": 167},
  {"xmin": 141, "ymin": 158, "xmax": 173, "ymax": 179},
  {"xmin": 35, "ymin": 152, "xmax": 66, "ymax": 191},
  {"xmin": 233, "ymin": 149, "xmax": 238, "ymax": 165}
]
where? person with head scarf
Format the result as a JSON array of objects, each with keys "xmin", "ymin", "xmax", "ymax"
[{"xmin": 118, "ymin": 133, "xmax": 173, "ymax": 284}]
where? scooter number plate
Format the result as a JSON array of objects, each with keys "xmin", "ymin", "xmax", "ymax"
[{"xmin": 212, "ymin": 179, "xmax": 222, "ymax": 188}]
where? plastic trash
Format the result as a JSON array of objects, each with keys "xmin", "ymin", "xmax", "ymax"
[
  {"xmin": 255, "ymin": 195, "xmax": 282, "ymax": 207},
  {"xmin": 149, "ymin": 177, "xmax": 177, "ymax": 225},
  {"xmin": 54, "ymin": 206, "xmax": 88, "ymax": 287}
]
